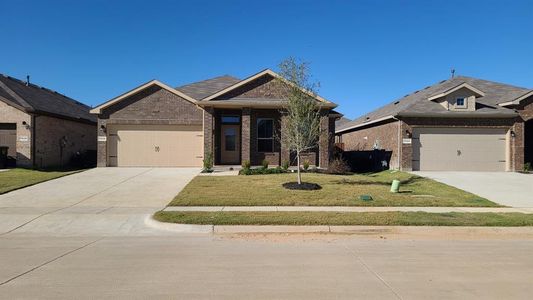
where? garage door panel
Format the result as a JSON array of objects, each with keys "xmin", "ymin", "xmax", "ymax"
[
  {"xmin": 413, "ymin": 128, "xmax": 507, "ymax": 171},
  {"xmin": 108, "ymin": 125, "xmax": 203, "ymax": 167}
]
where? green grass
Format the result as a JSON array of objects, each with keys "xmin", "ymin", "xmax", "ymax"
[
  {"xmin": 169, "ymin": 171, "xmax": 499, "ymax": 207},
  {"xmin": 154, "ymin": 211, "xmax": 533, "ymax": 226},
  {"xmin": 0, "ymin": 168, "xmax": 80, "ymax": 194}
]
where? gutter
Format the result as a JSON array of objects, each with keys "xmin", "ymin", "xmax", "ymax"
[
  {"xmin": 396, "ymin": 112, "xmax": 519, "ymax": 118},
  {"xmin": 335, "ymin": 115, "xmax": 396, "ymax": 134}
]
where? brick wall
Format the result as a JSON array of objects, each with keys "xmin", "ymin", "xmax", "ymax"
[
  {"xmin": 97, "ymin": 85, "xmax": 204, "ymax": 166},
  {"xmin": 0, "ymin": 101, "xmax": 32, "ymax": 167},
  {"xmin": 34, "ymin": 116, "xmax": 96, "ymax": 168},
  {"xmin": 215, "ymin": 75, "xmax": 289, "ymax": 100},
  {"xmin": 339, "ymin": 120, "xmax": 400, "ymax": 169}
]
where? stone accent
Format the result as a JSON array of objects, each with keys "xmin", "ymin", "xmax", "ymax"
[
  {"xmin": 241, "ymin": 108, "xmax": 251, "ymax": 163},
  {"xmin": 97, "ymin": 119, "xmax": 107, "ymax": 167},
  {"xmin": 280, "ymin": 113, "xmax": 290, "ymax": 166},
  {"xmin": 0, "ymin": 101, "xmax": 32, "ymax": 167},
  {"xmin": 34, "ymin": 116, "xmax": 96, "ymax": 168}
]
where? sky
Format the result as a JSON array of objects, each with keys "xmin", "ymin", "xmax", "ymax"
[{"xmin": 1, "ymin": 0, "xmax": 532, "ymax": 120}]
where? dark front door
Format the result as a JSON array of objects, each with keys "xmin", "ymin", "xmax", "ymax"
[
  {"xmin": 220, "ymin": 124, "xmax": 240, "ymax": 164},
  {"xmin": 0, "ymin": 123, "xmax": 17, "ymax": 158}
]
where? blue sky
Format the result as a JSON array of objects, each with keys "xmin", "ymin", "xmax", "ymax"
[{"xmin": 1, "ymin": 0, "xmax": 532, "ymax": 119}]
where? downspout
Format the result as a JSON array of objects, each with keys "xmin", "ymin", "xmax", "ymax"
[
  {"xmin": 392, "ymin": 116, "xmax": 401, "ymax": 170},
  {"xmin": 31, "ymin": 114, "xmax": 37, "ymax": 169}
]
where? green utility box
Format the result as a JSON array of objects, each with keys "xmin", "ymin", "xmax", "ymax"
[{"xmin": 390, "ymin": 179, "xmax": 400, "ymax": 193}]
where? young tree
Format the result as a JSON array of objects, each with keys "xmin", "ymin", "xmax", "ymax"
[{"xmin": 277, "ymin": 58, "xmax": 322, "ymax": 185}]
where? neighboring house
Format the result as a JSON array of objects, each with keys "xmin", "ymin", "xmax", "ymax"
[
  {"xmin": 90, "ymin": 69, "xmax": 340, "ymax": 168},
  {"xmin": 336, "ymin": 76, "xmax": 533, "ymax": 172},
  {"xmin": 0, "ymin": 75, "xmax": 96, "ymax": 168}
]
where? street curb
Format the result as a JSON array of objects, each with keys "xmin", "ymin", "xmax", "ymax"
[{"xmin": 145, "ymin": 216, "xmax": 533, "ymax": 235}]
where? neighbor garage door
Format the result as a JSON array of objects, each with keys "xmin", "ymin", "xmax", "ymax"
[
  {"xmin": 107, "ymin": 125, "xmax": 203, "ymax": 167},
  {"xmin": 0, "ymin": 123, "xmax": 16, "ymax": 158},
  {"xmin": 412, "ymin": 128, "xmax": 507, "ymax": 171}
]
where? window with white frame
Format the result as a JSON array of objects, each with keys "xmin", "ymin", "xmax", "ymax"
[
  {"xmin": 257, "ymin": 118, "xmax": 274, "ymax": 152},
  {"xmin": 455, "ymin": 97, "xmax": 466, "ymax": 107}
]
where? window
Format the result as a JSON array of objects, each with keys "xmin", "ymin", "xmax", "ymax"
[
  {"xmin": 222, "ymin": 116, "xmax": 240, "ymax": 124},
  {"xmin": 456, "ymin": 97, "xmax": 466, "ymax": 107},
  {"xmin": 257, "ymin": 118, "xmax": 274, "ymax": 152}
]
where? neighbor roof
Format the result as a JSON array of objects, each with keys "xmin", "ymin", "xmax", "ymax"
[
  {"xmin": 336, "ymin": 76, "xmax": 530, "ymax": 134},
  {"xmin": 176, "ymin": 75, "xmax": 241, "ymax": 100},
  {"xmin": 0, "ymin": 74, "xmax": 95, "ymax": 123}
]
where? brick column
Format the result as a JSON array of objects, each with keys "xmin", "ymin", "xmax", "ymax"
[
  {"xmin": 400, "ymin": 121, "xmax": 413, "ymax": 171},
  {"xmin": 241, "ymin": 108, "xmax": 251, "ymax": 163},
  {"xmin": 318, "ymin": 111, "xmax": 330, "ymax": 169},
  {"xmin": 203, "ymin": 107, "xmax": 214, "ymax": 160},
  {"xmin": 280, "ymin": 114, "xmax": 290, "ymax": 165},
  {"xmin": 512, "ymin": 120, "xmax": 524, "ymax": 172},
  {"xmin": 96, "ymin": 118, "xmax": 107, "ymax": 167}
]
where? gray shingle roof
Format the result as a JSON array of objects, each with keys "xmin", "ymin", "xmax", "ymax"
[
  {"xmin": 0, "ymin": 74, "xmax": 95, "ymax": 123},
  {"xmin": 337, "ymin": 76, "xmax": 530, "ymax": 133},
  {"xmin": 176, "ymin": 75, "xmax": 240, "ymax": 100}
]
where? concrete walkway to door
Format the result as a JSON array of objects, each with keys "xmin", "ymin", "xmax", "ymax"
[
  {"xmin": 412, "ymin": 171, "xmax": 533, "ymax": 208},
  {"xmin": 0, "ymin": 167, "xmax": 199, "ymax": 236}
]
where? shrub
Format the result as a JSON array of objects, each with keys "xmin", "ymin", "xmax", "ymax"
[
  {"xmin": 202, "ymin": 152, "xmax": 213, "ymax": 172},
  {"xmin": 261, "ymin": 159, "xmax": 269, "ymax": 170},
  {"xmin": 282, "ymin": 160, "xmax": 290, "ymax": 171},
  {"xmin": 239, "ymin": 166, "xmax": 287, "ymax": 175},
  {"xmin": 242, "ymin": 160, "xmax": 251, "ymax": 170},
  {"xmin": 303, "ymin": 160, "xmax": 310, "ymax": 171},
  {"xmin": 326, "ymin": 157, "xmax": 351, "ymax": 175},
  {"xmin": 524, "ymin": 162, "xmax": 532, "ymax": 172}
]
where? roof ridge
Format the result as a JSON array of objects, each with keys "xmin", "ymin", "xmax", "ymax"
[{"xmin": 0, "ymin": 77, "xmax": 33, "ymax": 109}]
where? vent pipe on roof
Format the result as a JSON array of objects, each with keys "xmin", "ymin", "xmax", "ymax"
[
  {"xmin": 26, "ymin": 75, "xmax": 30, "ymax": 86},
  {"xmin": 450, "ymin": 69, "xmax": 455, "ymax": 79}
]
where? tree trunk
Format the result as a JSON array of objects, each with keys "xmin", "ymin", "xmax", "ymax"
[{"xmin": 297, "ymin": 153, "xmax": 302, "ymax": 184}]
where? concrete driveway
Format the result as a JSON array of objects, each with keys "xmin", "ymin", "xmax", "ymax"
[
  {"xmin": 413, "ymin": 171, "xmax": 533, "ymax": 208},
  {"xmin": 0, "ymin": 167, "xmax": 199, "ymax": 236}
]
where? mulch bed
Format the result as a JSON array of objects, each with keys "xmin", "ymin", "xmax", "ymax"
[{"xmin": 282, "ymin": 182, "xmax": 322, "ymax": 190}]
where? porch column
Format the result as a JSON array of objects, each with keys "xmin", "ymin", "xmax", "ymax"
[
  {"xmin": 318, "ymin": 111, "xmax": 331, "ymax": 169},
  {"xmin": 280, "ymin": 114, "xmax": 290, "ymax": 165},
  {"xmin": 241, "ymin": 107, "xmax": 251, "ymax": 163},
  {"xmin": 203, "ymin": 107, "xmax": 215, "ymax": 160},
  {"xmin": 512, "ymin": 120, "xmax": 525, "ymax": 172}
]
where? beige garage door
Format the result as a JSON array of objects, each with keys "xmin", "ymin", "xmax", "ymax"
[
  {"xmin": 412, "ymin": 128, "xmax": 507, "ymax": 171},
  {"xmin": 107, "ymin": 125, "xmax": 203, "ymax": 167}
]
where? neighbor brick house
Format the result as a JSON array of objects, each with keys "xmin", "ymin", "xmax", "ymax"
[
  {"xmin": 336, "ymin": 76, "xmax": 533, "ymax": 172},
  {"xmin": 90, "ymin": 69, "xmax": 340, "ymax": 168},
  {"xmin": 0, "ymin": 74, "xmax": 96, "ymax": 168}
]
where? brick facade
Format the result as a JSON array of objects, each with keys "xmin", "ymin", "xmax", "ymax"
[
  {"xmin": 96, "ymin": 85, "xmax": 203, "ymax": 166},
  {"xmin": 0, "ymin": 101, "xmax": 32, "ymax": 167},
  {"xmin": 34, "ymin": 116, "xmax": 96, "ymax": 168},
  {"xmin": 0, "ymin": 100, "xmax": 96, "ymax": 168},
  {"xmin": 339, "ymin": 120, "xmax": 400, "ymax": 169}
]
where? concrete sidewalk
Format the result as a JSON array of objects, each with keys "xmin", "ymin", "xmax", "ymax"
[{"xmin": 164, "ymin": 206, "xmax": 533, "ymax": 213}]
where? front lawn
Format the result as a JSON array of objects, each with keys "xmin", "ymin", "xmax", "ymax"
[
  {"xmin": 154, "ymin": 211, "xmax": 533, "ymax": 226},
  {"xmin": 169, "ymin": 171, "xmax": 499, "ymax": 207},
  {"xmin": 0, "ymin": 168, "xmax": 80, "ymax": 194}
]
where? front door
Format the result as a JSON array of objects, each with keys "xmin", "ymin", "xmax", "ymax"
[{"xmin": 221, "ymin": 124, "xmax": 240, "ymax": 164}]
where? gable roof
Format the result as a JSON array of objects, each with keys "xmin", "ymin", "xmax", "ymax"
[
  {"xmin": 427, "ymin": 82, "xmax": 485, "ymax": 101},
  {"xmin": 0, "ymin": 74, "xmax": 95, "ymax": 123},
  {"xmin": 200, "ymin": 69, "xmax": 335, "ymax": 107},
  {"xmin": 90, "ymin": 80, "xmax": 198, "ymax": 114},
  {"xmin": 176, "ymin": 75, "xmax": 240, "ymax": 100},
  {"xmin": 336, "ymin": 76, "xmax": 529, "ymax": 134}
]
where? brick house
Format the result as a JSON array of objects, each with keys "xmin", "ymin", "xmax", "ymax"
[
  {"xmin": 0, "ymin": 74, "xmax": 96, "ymax": 168},
  {"xmin": 336, "ymin": 76, "xmax": 533, "ymax": 172},
  {"xmin": 90, "ymin": 69, "xmax": 340, "ymax": 168}
]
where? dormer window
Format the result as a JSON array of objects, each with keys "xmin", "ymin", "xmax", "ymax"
[{"xmin": 455, "ymin": 97, "xmax": 466, "ymax": 108}]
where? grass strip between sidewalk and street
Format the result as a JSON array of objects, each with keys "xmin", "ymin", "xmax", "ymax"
[{"xmin": 154, "ymin": 211, "xmax": 533, "ymax": 227}]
